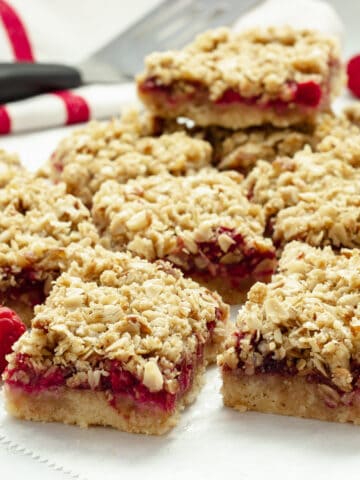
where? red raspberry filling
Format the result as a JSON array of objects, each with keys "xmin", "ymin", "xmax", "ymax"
[
  {"xmin": 139, "ymin": 77, "xmax": 171, "ymax": 95},
  {"xmin": 347, "ymin": 55, "xmax": 360, "ymax": 98},
  {"xmin": 141, "ymin": 77, "xmax": 322, "ymax": 109},
  {"xmin": 5, "ymin": 347, "xmax": 205, "ymax": 413},
  {"xmin": 216, "ymin": 81, "xmax": 322, "ymax": 108},
  {"xmin": 0, "ymin": 308, "xmax": 26, "ymax": 374},
  {"xmin": 171, "ymin": 227, "xmax": 276, "ymax": 287},
  {"xmin": 105, "ymin": 362, "xmax": 176, "ymax": 411}
]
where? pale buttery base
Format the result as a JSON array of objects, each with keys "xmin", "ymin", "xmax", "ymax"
[
  {"xmin": 138, "ymin": 92, "xmax": 322, "ymax": 129},
  {"xmin": 222, "ymin": 370, "xmax": 360, "ymax": 425},
  {"xmin": 4, "ymin": 366, "xmax": 206, "ymax": 436}
]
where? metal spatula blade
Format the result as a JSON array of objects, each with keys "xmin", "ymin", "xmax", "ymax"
[{"xmin": 90, "ymin": 0, "xmax": 261, "ymax": 79}]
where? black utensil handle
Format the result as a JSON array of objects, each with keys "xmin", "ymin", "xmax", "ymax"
[{"xmin": 0, "ymin": 62, "xmax": 82, "ymax": 103}]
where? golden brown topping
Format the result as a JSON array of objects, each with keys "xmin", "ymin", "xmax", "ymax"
[
  {"xmin": 43, "ymin": 109, "xmax": 212, "ymax": 206},
  {"xmin": 138, "ymin": 27, "xmax": 341, "ymax": 101},
  {"xmin": 244, "ymin": 145, "xmax": 360, "ymax": 248},
  {"xmin": 0, "ymin": 176, "xmax": 98, "ymax": 290},
  {"xmin": 0, "ymin": 150, "xmax": 26, "ymax": 188},
  {"xmin": 92, "ymin": 169, "xmax": 272, "ymax": 262},
  {"xmin": 313, "ymin": 112, "xmax": 360, "ymax": 166},
  {"xmin": 7, "ymin": 246, "xmax": 228, "ymax": 392}
]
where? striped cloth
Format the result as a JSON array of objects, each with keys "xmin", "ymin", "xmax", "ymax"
[{"xmin": 0, "ymin": 0, "xmax": 151, "ymax": 134}]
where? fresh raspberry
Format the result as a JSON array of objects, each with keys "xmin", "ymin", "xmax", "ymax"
[
  {"xmin": 0, "ymin": 307, "xmax": 26, "ymax": 374},
  {"xmin": 347, "ymin": 55, "xmax": 360, "ymax": 98},
  {"xmin": 294, "ymin": 81, "xmax": 322, "ymax": 107}
]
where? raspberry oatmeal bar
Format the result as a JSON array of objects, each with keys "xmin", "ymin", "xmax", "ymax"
[
  {"xmin": 219, "ymin": 241, "xmax": 360, "ymax": 425},
  {"xmin": 0, "ymin": 176, "xmax": 98, "ymax": 325},
  {"xmin": 137, "ymin": 27, "xmax": 342, "ymax": 129},
  {"xmin": 44, "ymin": 109, "xmax": 212, "ymax": 207},
  {"xmin": 244, "ymin": 146, "xmax": 360, "ymax": 248},
  {"xmin": 92, "ymin": 170, "xmax": 276, "ymax": 304},
  {"xmin": 3, "ymin": 246, "xmax": 229, "ymax": 435}
]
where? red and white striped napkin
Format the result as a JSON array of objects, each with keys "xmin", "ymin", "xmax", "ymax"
[{"xmin": 0, "ymin": 0, "xmax": 159, "ymax": 135}]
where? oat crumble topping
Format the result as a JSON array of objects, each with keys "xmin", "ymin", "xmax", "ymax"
[
  {"xmin": 210, "ymin": 125, "xmax": 316, "ymax": 171},
  {"xmin": 0, "ymin": 176, "xmax": 98, "ymax": 291},
  {"xmin": 243, "ymin": 145, "xmax": 360, "ymax": 247},
  {"xmin": 43, "ymin": 109, "xmax": 212, "ymax": 206},
  {"xmin": 214, "ymin": 113, "xmax": 360, "ymax": 172},
  {"xmin": 6, "ymin": 246, "xmax": 228, "ymax": 393},
  {"xmin": 138, "ymin": 27, "xmax": 341, "ymax": 102},
  {"xmin": 218, "ymin": 241, "xmax": 360, "ymax": 392},
  {"xmin": 0, "ymin": 150, "xmax": 26, "ymax": 188},
  {"xmin": 92, "ymin": 169, "xmax": 272, "ymax": 263},
  {"xmin": 161, "ymin": 113, "xmax": 356, "ymax": 173},
  {"xmin": 314, "ymin": 113, "xmax": 360, "ymax": 166}
]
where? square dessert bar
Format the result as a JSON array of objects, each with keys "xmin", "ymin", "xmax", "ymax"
[
  {"xmin": 243, "ymin": 145, "xmax": 360, "ymax": 248},
  {"xmin": 3, "ymin": 246, "xmax": 229, "ymax": 435},
  {"xmin": 43, "ymin": 108, "xmax": 212, "ymax": 207},
  {"xmin": 0, "ymin": 150, "xmax": 25, "ymax": 188},
  {"xmin": 0, "ymin": 176, "xmax": 98, "ymax": 325},
  {"xmin": 137, "ymin": 27, "xmax": 342, "ymax": 129},
  {"xmin": 219, "ymin": 241, "xmax": 360, "ymax": 425},
  {"xmin": 92, "ymin": 169, "xmax": 276, "ymax": 304}
]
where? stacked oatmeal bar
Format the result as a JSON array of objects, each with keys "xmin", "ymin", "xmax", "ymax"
[{"xmin": 137, "ymin": 27, "xmax": 342, "ymax": 128}]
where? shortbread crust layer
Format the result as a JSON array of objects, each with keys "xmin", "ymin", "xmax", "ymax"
[
  {"xmin": 244, "ymin": 145, "xmax": 360, "ymax": 249},
  {"xmin": 222, "ymin": 371, "xmax": 360, "ymax": 425}
]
